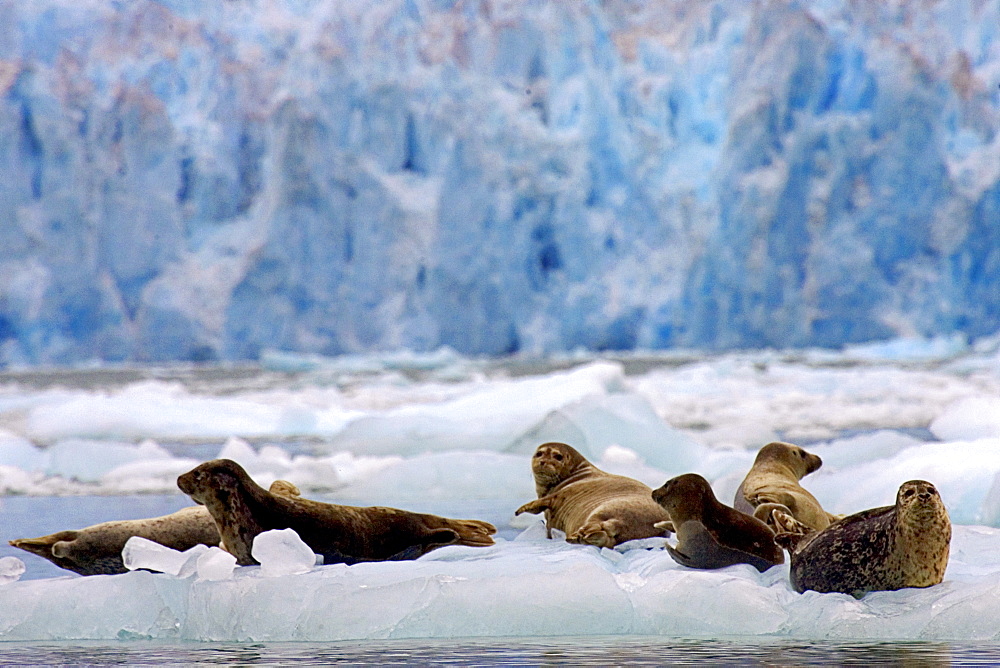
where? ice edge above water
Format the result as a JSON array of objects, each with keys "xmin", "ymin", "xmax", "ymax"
[{"xmin": 2, "ymin": 524, "xmax": 1000, "ymax": 643}]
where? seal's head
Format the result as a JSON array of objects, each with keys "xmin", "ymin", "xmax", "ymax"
[
  {"xmin": 755, "ymin": 441, "xmax": 822, "ymax": 479},
  {"xmin": 177, "ymin": 458, "xmax": 252, "ymax": 505},
  {"xmin": 896, "ymin": 480, "xmax": 947, "ymax": 526},
  {"xmin": 651, "ymin": 473, "xmax": 715, "ymax": 521},
  {"xmin": 530, "ymin": 442, "xmax": 588, "ymax": 493}
]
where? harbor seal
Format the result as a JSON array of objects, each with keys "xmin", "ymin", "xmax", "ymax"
[
  {"xmin": 10, "ymin": 506, "xmax": 220, "ymax": 576},
  {"xmin": 734, "ymin": 441, "xmax": 838, "ymax": 532},
  {"xmin": 8, "ymin": 479, "xmax": 303, "ymax": 576},
  {"xmin": 652, "ymin": 473, "xmax": 784, "ymax": 572},
  {"xmin": 177, "ymin": 459, "xmax": 497, "ymax": 566},
  {"xmin": 514, "ymin": 442, "xmax": 672, "ymax": 548},
  {"xmin": 775, "ymin": 480, "xmax": 951, "ymax": 597}
]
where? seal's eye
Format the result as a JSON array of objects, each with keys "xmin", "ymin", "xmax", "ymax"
[
  {"xmin": 534, "ymin": 452, "xmax": 543, "ymax": 458},
  {"xmin": 903, "ymin": 488, "xmax": 915, "ymax": 498},
  {"xmin": 798, "ymin": 450, "xmax": 805, "ymax": 458},
  {"xmin": 554, "ymin": 453, "xmax": 563, "ymax": 461}
]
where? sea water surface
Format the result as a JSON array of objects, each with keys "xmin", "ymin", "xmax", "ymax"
[
  {"xmin": 3, "ymin": 344, "xmax": 1000, "ymax": 663},
  {"xmin": 3, "ymin": 636, "xmax": 1000, "ymax": 666}
]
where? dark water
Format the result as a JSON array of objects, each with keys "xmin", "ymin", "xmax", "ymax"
[{"xmin": 0, "ymin": 636, "xmax": 998, "ymax": 666}]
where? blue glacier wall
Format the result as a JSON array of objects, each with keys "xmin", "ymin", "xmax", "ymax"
[{"xmin": 0, "ymin": 0, "xmax": 999, "ymax": 364}]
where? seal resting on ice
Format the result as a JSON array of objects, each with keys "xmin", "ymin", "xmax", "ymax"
[
  {"xmin": 177, "ymin": 459, "xmax": 496, "ymax": 565},
  {"xmin": 514, "ymin": 441, "xmax": 672, "ymax": 548}
]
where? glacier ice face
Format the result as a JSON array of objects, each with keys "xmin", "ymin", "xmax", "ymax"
[{"xmin": 1, "ymin": 0, "xmax": 999, "ymax": 365}]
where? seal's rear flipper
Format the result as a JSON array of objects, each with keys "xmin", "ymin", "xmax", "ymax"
[
  {"xmin": 665, "ymin": 543, "xmax": 698, "ymax": 568},
  {"xmin": 9, "ymin": 531, "xmax": 77, "ymax": 559},
  {"xmin": 267, "ymin": 479, "xmax": 301, "ymax": 497},
  {"xmin": 774, "ymin": 528, "xmax": 823, "ymax": 560},
  {"xmin": 451, "ymin": 520, "xmax": 497, "ymax": 547},
  {"xmin": 669, "ymin": 520, "xmax": 780, "ymax": 572}
]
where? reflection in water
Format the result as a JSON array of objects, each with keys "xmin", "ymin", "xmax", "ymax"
[{"xmin": 0, "ymin": 637, "xmax": 987, "ymax": 666}]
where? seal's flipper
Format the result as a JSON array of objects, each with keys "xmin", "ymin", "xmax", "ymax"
[
  {"xmin": 515, "ymin": 497, "xmax": 551, "ymax": 516},
  {"xmin": 10, "ymin": 531, "xmax": 77, "ymax": 559},
  {"xmin": 670, "ymin": 520, "xmax": 780, "ymax": 572},
  {"xmin": 769, "ymin": 508, "xmax": 813, "ymax": 536},
  {"xmin": 665, "ymin": 542, "xmax": 698, "ymax": 568},
  {"xmin": 268, "ymin": 479, "xmax": 301, "ymax": 497},
  {"xmin": 653, "ymin": 520, "xmax": 675, "ymax": 534},
  {"xmin": 451, "ymin": 520, "xmax": 497, "ymax": 547}
]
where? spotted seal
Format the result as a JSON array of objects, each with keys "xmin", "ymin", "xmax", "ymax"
[
  {"xmin": 652, "ymin": 473, "xmax": 784, "ymax": 572},
  {"xmin": 177, "ymin": 459, "xmax": 496, "ymax": 565},
  {"xmin": 8, "ymin": 479, "xmax": 303, "ymax": 576},
  {"xmin": 734, "ymin": 441, "xmax": 838, "ymax": 532},
  {"xmin": 10, "ymin": 506, "xmax": 220, "ymax": 576},
  {"xmin": 775, "ymin": 480, "xmax": 951, "ymax": 597},
  {"xmin": 514, "ymin": 442, "xmax": 672, "ymax": 548}
]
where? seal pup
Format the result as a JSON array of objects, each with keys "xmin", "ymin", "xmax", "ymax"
[
  {"xmin": 9, "ymin": 479, "xmax": 303, "ymax": 576},
  {"xmin": 734, "ymin": 441, "xmax": 838, "ymax": 532},
  {"xmin": 177, "ymin": 459, "xmax": 497, "ymax": 566},
  {"xmin": 514, "ymin": 442, "xmax": 672, "ymax": 548},
  {"xmin": 652, "ymin": 473, "xmax": 784, "ymax": 572},
  {"xmin": 775, "ymin": 480, "xmax": 951, "ymax": 597}
]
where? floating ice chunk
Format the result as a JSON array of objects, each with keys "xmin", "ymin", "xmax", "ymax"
[
  {"xmin": 100, "ymin": 456, "xmax": 201, "ymax": 494},
  {"xmin": 47, "ymin": 439, "xmax": 173, "ymax": 482},
  {"xmin": 0, "ymin": 557, "xmax": 25, "ymax": 585},
  {"xmin": 213, "ymin": 438, "xmax": 301, "ymax": 488},
  {"xmin": 216, "ymin": 436, "xmax": 260, "ymax": 466},
  {"xmin": 511, "ymin": 515, "xmax": 548, "ymax": 539},
  {"xmin": 252, "ymin": 529, "xmax": 315, "ymax": 577},
  {"xmin": 196, "ymin": 547, "xmax": 238, "ymax": 581},
  {"xmin": 806, "ymin": 438, "xmax": 1000, "ymax": 523},
  {"xmin": 0, "ymin": 465, "xmax": 44, "ymax": 495},
  {"xmin": 23, "ymin": 383, "xmax": 292, "ymax": 441},
  {"xmin": 335, "ymin": 451, "xmax": 530, "ymax": 500},
  {"xmin": 122, "ymin": 537, "xmax": 196, "ymax": 577},
  {"xmin": 327, "ymin": 362, "xmax": 626, "ymax": 455},
  {"xmin": 5, "ymin": 526, "xmax": 1000, "ymax": 641},
  {"xmin": 807, "ymin": 431, "xmax": 925, "ymax": 470},
  {"xmin": 614, "ymin": 537, "xmax": 668, "ymax": 553},
  {"xmin": 597, "ymin": 445, "xmax": 673, "ymax": 490},
  {"xmin": 260, "ymin": 347, "xmax": 463, "ymax": 374},
  {"xmin": 506, "ymin": 393, "xmax": 702, "ymax": 475},
  {"xmin": 842, "ymin": 335, "xmax": 968, "ymax": 362},
  {"xmin": 0, "ymin": 430, "xmax": 46, "ymax": 470},
  {"xmin": 177, "ymin": 545, "xmax": 211, "ymax": 578},
  {"xmin": 930, "ymin": 397, "xmax": 1000, "ymax": 441}
]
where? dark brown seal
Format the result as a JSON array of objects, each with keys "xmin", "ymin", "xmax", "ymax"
[
  {"xmin": 775, "ymin": 480, "xmax": 951, "ymax": 597},
  {"xmin": 8, "ymin": 479, "xmax": 304, "ymax": 576},
  {"xmin": 734, "ymin": 441, "xmax": 838, "ymax": 532},
  {"xmin": 652, "ymin": 473, "xmax": 784, "ymax": 572},
  {"xmin": 514, "ymin": 442, "xmax": 672, "ymax": 548},
  {"xmin": 177, "ymin": 459, "xmax": 497, "ymax": 566}
]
